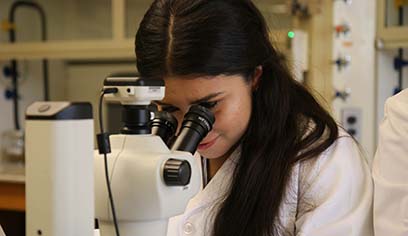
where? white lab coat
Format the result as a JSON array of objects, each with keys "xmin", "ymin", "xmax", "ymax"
[
  {"xmin": 0, "ymin": 225, "xmax": 5, "ymax": 236},
  {"xmin": 167, "ymin": 130, "xmax": 373, "ymax": 236},
  {"xmin": 373, "ymin": 89, "xmax": 408, "ymax": 236}
]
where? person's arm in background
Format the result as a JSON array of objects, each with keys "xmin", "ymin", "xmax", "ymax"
[
  {"xmin": 0, "ymin": 224, "xmax": 5, "ymax": 236},
  {"xmin": 373, "ymin": 89, "xmax": 408, "ymax": 236}
]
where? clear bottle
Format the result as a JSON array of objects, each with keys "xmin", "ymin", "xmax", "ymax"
[{"xmin": 0, "ymin": 129, "xmax": 25, "ymax": 172}]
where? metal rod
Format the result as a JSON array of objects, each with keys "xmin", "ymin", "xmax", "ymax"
[{"xmin": 7, "ymin": 1, "xmax": 50, "ymax": 129}]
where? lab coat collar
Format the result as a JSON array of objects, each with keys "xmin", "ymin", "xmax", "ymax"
[{"xmin": 188, "ymin": 146, "xmax": 241, "ymax": 210}]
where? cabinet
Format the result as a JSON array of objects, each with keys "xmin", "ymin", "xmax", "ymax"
[{"xmin": 377, "ymin": 0, "xmax": 408, "ymax": 48}]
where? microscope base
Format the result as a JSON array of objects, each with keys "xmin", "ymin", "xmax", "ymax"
[{"xmin": 99, "ymin": 220, "xmax": 168, "ymax": 236}]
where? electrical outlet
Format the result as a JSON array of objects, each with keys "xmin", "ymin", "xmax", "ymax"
[{"xmin": 341, "ymin": 107, "xmax": 362, "ymax": 141}]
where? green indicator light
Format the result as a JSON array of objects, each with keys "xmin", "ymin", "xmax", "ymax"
[{"xmin": 288, "ymin": 31, "xmax": 295, "ymax": 39}]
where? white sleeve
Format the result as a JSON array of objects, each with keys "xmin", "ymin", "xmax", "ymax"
[
  {"xmin": 373, "ymin": 89, "xmax": 408, "ymax": 236},
  {"xmin": 0, "ymin": 224, "xmax": 5, "ymax": 236},
  {"xmin": 295, "ymin": 134, "xmax": 373, "ymax": 236}
]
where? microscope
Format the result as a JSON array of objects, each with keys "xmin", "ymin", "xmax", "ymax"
[
  {"xmin": 94, "ymin": 75, "xmax": 215, "ymax": 236},
  {"xmin": 24, "ymin": 75, "xmax": 214, "ymax": 236}
]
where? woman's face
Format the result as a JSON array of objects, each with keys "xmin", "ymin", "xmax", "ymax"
[{"xmin": 156, "ymin": 74, "xmax": 255, "ymax": 159}]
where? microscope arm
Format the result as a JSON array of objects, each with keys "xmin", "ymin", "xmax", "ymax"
[{"xmin": 94, "ymin": 134, "xmax": 201, "ymax": 236}]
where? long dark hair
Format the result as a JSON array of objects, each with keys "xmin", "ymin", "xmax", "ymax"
[{"xmin": 135, "ymin": 0, "xmax": 338, "ymax": 235}]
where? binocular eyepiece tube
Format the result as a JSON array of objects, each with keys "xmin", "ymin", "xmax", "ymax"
[
  {"xmin": 170, "ymin": 105, "xmax": 215, "ymax": 154},
  {"xmin": 150, "ymin": 105, "xmax": 215, "ymax": 154},
  {"xmin": 150, "ymin": 111, "xmax": 178, "ymax": 145}
]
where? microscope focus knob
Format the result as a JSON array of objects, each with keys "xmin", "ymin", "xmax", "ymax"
[{"xmin": 163, "ymin": 159, "xmax": 191, "ymax": 186}]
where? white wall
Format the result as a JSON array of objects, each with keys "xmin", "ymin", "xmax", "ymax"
[
  {"xmin": 66, "ymin": 63, "xmax": 136, "ymax": 137},
  {"xmin": 332, "ymin": 1, "xmax": 377, "ymax": 158}
]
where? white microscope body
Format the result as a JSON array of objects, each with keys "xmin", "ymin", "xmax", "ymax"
[
  {"xmin": 94, "ymin": 135, "xmax": 201, "ymax": 235},
  {"xmin": 94, "ymin": 75, "xmax": 213, "ymax": 236}
]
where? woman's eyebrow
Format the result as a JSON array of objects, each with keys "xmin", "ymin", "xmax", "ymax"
[
  {"xmin": 153, "ymin": 92, "xmax": 225, "ymax": 106},
  {"xmin": 191, "ymin": 92, "xmax": 225, "ymax": 104}
]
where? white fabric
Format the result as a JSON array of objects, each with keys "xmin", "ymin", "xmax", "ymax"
[
  {"xmin": 0, "ymin": 224, "xmax": 5, "ymax": 236},
  {"xmin": 94, "ymin": 229, "xmax": 101, "ymax": 236},
  {"xmin": 167, "ymin": 130, "xmax": 373, "ymax": 236},
  {"xmin": 373, "ymin": 89, "xmax": 408, "ymax": 236}
]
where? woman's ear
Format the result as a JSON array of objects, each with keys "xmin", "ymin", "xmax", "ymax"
[{"xmin": 251, "ymin": 66, "xmax": 263, "ymax": 91}]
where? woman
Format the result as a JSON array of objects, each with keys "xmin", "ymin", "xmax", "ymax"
[{"xmin": 135, "ymin": 0, "xmax": 373, "ymax": 235}]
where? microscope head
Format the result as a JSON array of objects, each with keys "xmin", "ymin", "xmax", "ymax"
[
  {"xmin": 102, "ymin": 74, "xmax": 165, "ymax": 134},
  {"xmin": 103, "ymin": 73, "xmax": 165, "ymax": 106},
  {"xmin": 101, "ymin": 73, "xmax": 215, "ymax": 146}
]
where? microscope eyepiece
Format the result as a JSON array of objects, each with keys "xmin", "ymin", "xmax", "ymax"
[
  {"xmin": 150, "ymin": 111, "xmax": 178, "ymax": 145},
  {"xmin": 171, "ymin": 105, "xmax": 215, "ymax": 154},
  {"xmin": 183, "ymin": 105, "xmax": 215, "ymax": 133}
]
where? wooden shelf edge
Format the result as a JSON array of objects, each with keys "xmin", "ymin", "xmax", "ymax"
[{"xmin": 0, "ymin": 39, "xmax": 135, "ymax": 60}]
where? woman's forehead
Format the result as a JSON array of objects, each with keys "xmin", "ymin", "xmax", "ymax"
[
  {"xmin": 163, "ymin": 78, "xmax": 222, "ymax": 103},
  {"xmin": 164, "ymin": 75, "xmax": 243, "ymax": 94},
  {"xmin": 161, "ymin": 74, "xmax": 246, "ymax": 104}
]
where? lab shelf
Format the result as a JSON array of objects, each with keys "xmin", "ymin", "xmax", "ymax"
[
  {"xmin": 0, "ymin": 168, "xmax": 25, "ymax": 183},
  {"xmin": 0, "ymin": 39, "xmax": 134, "ymax": 60}
]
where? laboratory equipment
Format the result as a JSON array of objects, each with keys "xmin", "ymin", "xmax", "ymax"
[
  {"xmin": 94, "ymin": 75, "xmax": 214, "ymax": 236},
  {"xmin": 25, "ymin": 102, "xmax": 94, "ymax": 236},
  {"xmin": 0, "ymin": 129, "xmax": 24, "ymax": 172}
]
